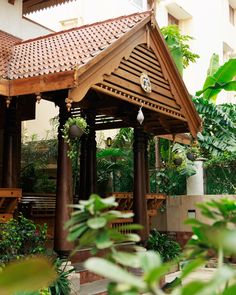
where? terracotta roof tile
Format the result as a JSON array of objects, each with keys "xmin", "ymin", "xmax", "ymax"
[
  {"xmin": 8, "ymin": 11, "xmax": 150, "ymax": 80},
  {"xmin": 0, "ymin": 31, "xmax": 21, "ymax": 79}
]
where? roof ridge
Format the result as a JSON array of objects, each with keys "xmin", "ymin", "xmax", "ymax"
[{"xmin": 19, "ymin": 11, "xmax": 151, "ymax": 45}]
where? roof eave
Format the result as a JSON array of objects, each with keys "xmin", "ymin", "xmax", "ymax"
[{"xmin": 23, "ymin": 0, "xmax": 73, "ymax": 14}]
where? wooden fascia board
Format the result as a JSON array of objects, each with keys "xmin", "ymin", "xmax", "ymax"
[
  {"xmin": 69, "ymin": 19, "xmax": 150, "ymax": 102},
  {"xmin": 149, "ymin": 25, "xmax": 201, "ymax": 138},
  {"xmin": 0, "ymin": 79, "xmax": 9, "ymax": 96},
  {"xmin": 23, "ymin": 0, "xmax": 71, "ymax": 14},
  {"xmin": 8, "ymin": 70, "xmax": 75, "ymax": 96}
]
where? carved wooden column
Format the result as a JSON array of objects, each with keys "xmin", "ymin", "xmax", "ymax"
[
  {"xmin": 79, "ymin": 133, "xmax": 87, "ymax": 200},
  {"xmin": 54, "ymin": 99, "xmax": 73, "ymax": 256},
  {"xmin": 133, "ymin": 127, "xmax": 149, "ymax": 242},
  {"xmin": 144, "ymin": 134, "xmax": 150, "ymax": 193},
  {"xmin": 85, "ymin": 111, "xmax": 97, "ymax": 198},
  {"xmin": 2, "ymin": 98, "xmax": 21, "ymax": 188}
]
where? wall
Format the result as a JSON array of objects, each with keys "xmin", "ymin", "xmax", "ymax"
[
  {"xmin": 152, "ymin": 194, "xmax": 236, "ymax": 245},
  {"xmin": 0, "ymin": 0, "xmax": 52, "ymax": 39}
]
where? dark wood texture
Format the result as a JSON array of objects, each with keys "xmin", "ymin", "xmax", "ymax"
[
  {"xmin": 85, "ymin": 111, "xmax": 97, "ymax": 198},
  {"xmin": 54, "ymin": 99, "xmax": 73, "ymax": 255},
  {"xmin": 133, "ymin": 127, "xmax": 149, "ymax": 242},
  {"xmin": 2, "ymin": 98, "xmax": 21, "ymax": 187}
]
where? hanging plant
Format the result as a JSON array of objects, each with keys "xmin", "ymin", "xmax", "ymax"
[
  {"xmin": 173, "ymin": 157, "xmax": 183, "ymax": 166},
  {"xmin": 62, "ymin": 117, "xmax": 88, "ymax": 160},
  {"xmin": 186, "ymin": 145, "xmax": 200, "ymax": 161}
]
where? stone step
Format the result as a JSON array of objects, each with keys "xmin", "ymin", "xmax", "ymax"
[{"xmin": 79, "ymin": 279, "xmax": 109, "ymax": 295}]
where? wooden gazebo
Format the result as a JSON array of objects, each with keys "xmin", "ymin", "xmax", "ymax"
[{"xmin": 0, "ymin": 11, "xmax": 201, "ymax": 255}]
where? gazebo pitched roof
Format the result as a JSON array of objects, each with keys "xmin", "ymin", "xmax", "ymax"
[{"xmin": 0, "ymin": 11, "xmax": 201, "ymax": 137}]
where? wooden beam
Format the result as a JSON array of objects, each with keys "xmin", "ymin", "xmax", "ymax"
[
  {"xmin": 0, "ymin": 80, "xmax": 9, "ymax": 96},
  {"xmin": 8, "ymin": 0, "xmax": 15, "ymax": 4},
  {"xmin": 9, "ymin": 71, "xmax": 75, "ymax": 96}
]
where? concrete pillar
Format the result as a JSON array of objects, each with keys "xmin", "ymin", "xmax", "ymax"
[{"xmin": 187, "ymin": 158, "xmax": 206, "ymax": 195}]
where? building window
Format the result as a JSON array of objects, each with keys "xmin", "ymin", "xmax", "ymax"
[
  {"xmin": 168, "ymin": 13, "xmax": 179, "ymax": 26},
  {"xmin": 229, "ymin": 4, "xmax": 235, "ymax": 25},
  {"xmin": 60, "ymin": 18, "xmax": 79, "ymax": 30}
]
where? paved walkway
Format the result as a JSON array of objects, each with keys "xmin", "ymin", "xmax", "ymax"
[{"xmin": 166, "ymin": 267, "xmax": 216, "ymax": 284}]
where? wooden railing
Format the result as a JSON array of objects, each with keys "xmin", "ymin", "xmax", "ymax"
[
  {"xmin": 19, "ymin": 192, "xmax": 166, "ymax": 220},
  {"xmin": 0, "ymin": 188, "xmax": 22, "ymax": 221},
  {"xmin": 110, "ymin": 192, "xmax": 166, "ymax": 217}
]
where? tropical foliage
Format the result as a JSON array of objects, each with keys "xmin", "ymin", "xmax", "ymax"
[
  {"xmin": 193, "ymin": 98, "xmax": 236, "ymax": 156},
  {"xmin": 194, "ymin": 56, "xmax": 236, "ymax": 157},
  {"xmin": 161, "ymin": 25, "xmax": 199, "ymax": 75},
  {"xmin": 152, "ymin": 141, "xmax": 196, "ymax": 195},
  {"xmin": 96, "ymin": 128, "xmax": 134, "ymax": 194},
  {"xmin": 196, "ymin": 58, "xmax": 236, "ymax": 103},
  {"xmin": 147, "ymin": 229, "xmax": 181, "ymax": 262},
  {"xmin": 205, "ymin": 151, "xmax": 236, "ymax": 194},
  {"xmin": 21, "ymin": 137, "xmax": 57, "ymax": 193}
]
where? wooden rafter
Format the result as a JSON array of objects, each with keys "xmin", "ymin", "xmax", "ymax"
[{"xmin": 22, "ymin": 0, "xmax": 73, "ymax": 14}]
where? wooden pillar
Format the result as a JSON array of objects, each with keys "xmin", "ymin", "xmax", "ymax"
[
  {"xmin": 2, "ymin": 98, "xmax": 21, "ymax": 188},
  {"xmin": 79, "ymin": 133, "xmax": 87, "ymax": 200},
  {"xmin": 144, "ymin": 134, "xmax": 150, "ymax": 193},
  {"xmin": 85, "ymin": 111, "xmax": 97, "ymax": 198},
  {"xmin": 54, "ymin": 99, "xmax": 73, "ymax": 256},
  {"xmin": 133, "ymin": 127, "xmax": 149, "ymax": 242}
]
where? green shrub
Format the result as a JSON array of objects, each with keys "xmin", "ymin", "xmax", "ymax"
[
  {"xmin": 0, "ymin": 215, "xmax": 47, "ymax": 265},
  {"xmin": 146, "ymin": 229, "xmax": 181, "ymax": 262}
]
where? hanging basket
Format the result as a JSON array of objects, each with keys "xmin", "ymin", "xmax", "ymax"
[
  {"xmin": 62, "ymin": 117, "xmax": 88, "ymax": 160},
  {"xmin": 173, "ymin": 157, "xmax": 183, "ymax": 166},
  {"xmin": 186, "ymin": 152, "xmax": 196, "ymax": 161},
  {"xmin": 69, "ymin": 124, "xmax": 84, "ymax": 139}
]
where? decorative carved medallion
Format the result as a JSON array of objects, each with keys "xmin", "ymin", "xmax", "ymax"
[{"xmin": 140, "ymin": 73, "xmax": 152, "ymax": 93}]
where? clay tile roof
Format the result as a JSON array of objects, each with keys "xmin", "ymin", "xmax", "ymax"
[
  {"xmin": 8, "ymin": 11, "xmax": 150, "ymax": 80},
  {"xmin": 0, "ymin": 31, "xmax": 21, "ymax": 79}
]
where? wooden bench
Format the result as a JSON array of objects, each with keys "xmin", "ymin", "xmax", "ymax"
[
  {"xmin": 19, "ymin": 193, "xmax": 56, "ymax": 218},
  {"xmin": 0, "ymin": 188, "xmax": 22, "ymax": 221}
]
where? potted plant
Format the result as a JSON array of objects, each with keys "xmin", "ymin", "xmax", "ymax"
[{"xmin": 62, "ymin": 116, "xmax": 88, "ymax": 160}]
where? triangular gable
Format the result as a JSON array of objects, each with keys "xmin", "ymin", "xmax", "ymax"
[{"xmin": 68, "ymin": 15, "xmax": 201, "ymax": 137}]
